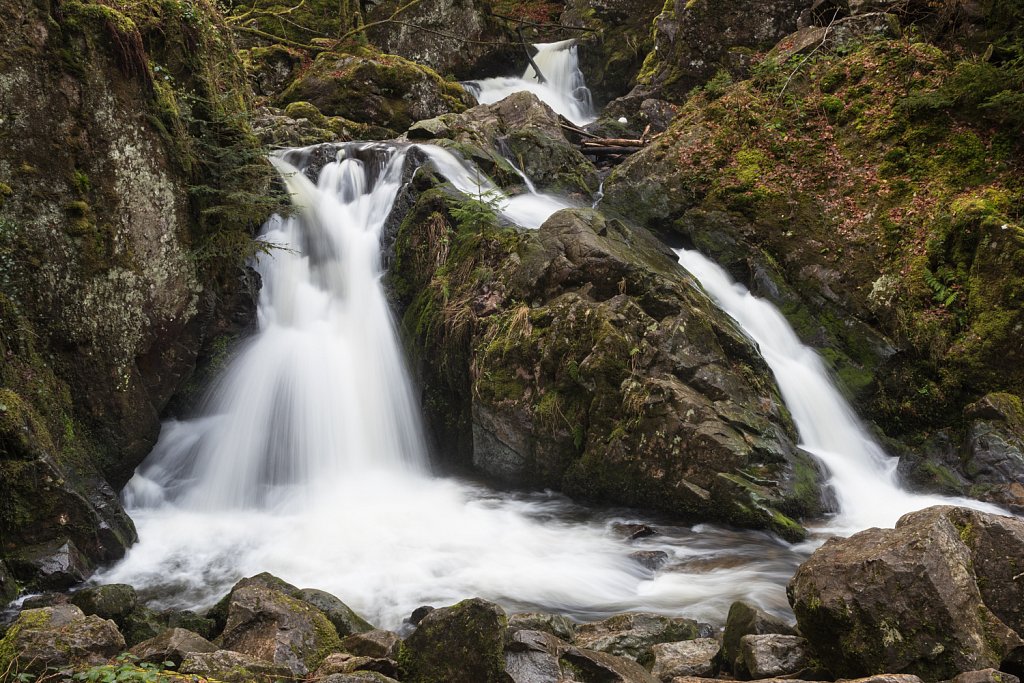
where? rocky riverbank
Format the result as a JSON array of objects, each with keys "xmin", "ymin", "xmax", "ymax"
[{"xmin": 2, "ymin": 506, "xmax": 1021, "ymax": 682}]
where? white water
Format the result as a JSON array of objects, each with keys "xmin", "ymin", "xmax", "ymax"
[
  {"xmin": 100, "ymin": 143, "xmax": 803, "ymax": 628},
  {"xmin": 465, "ymin": 39, "xmax": 596, "ymax": 126},
  {"xmin": 674, "ymin": 249, "xmax": 1004, "ymax": 534}
]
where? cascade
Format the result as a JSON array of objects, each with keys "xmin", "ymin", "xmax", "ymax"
[
  {"xmin": 464, "ymin": 39, "xmax": 596, "ymax": 126},
  {"xmin": 105, "ymin": 143, "xmax": 802, "ymax": 627},
  {"xmin": 674, "ymin": 249, "xmax": 1004, "ymax": 533}
]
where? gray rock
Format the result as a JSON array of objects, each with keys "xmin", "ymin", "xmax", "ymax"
[
  {"xmin": 0, "ymin": 604, "xmax": 125, "ymax": 674},
  {"xmin": 129, "ymin": 627, "xmax": 216, "ymax": 666},
  {"xmin": 339, "ymin": 629, "xmax": 400, "ymax": 658},
  {"xmin": 506, "ymin": 629, "xmax": 569, "ymax": 683},
  {"xmin": 650, "ymin": 637, "xmax": 720, "ymax": 679},
  {"xmin": 297, "ymin": 587, "xmax": 375, "ymax": 637},
  {"xmin": 314, "ymin": 651, "xmax": 399, "ymax": 679},
  {"xmin": 219, "ymin": 582, "xmax": 343, "ymax": 676},
  {"xmin": 509, "ymin": 611, "xmax": 577, "ymax": 642},
  {"xmin": 789, "ymin": 506, "xmax": 1024, "ymax": 680},
  {"xmin": 721, "ymin": 600, "xmax": 797, "ymax": 672},
  {"xmin": 953, "ymin": 671, "xmax": 1021, "ymax": 683},
  {"xmin": 739, "ymin": 633, "xmax": 811, "ymax": 678},
  {"xmin": 71, "ymin": 583, "xmax": 138, "ymax": 620},
  {"xmin": 6, "ymin": 539, "xmax": 92, "ymax": 590},
  {"xmin": 576, "ymin": 611, "xmax": 702, "ymax": 662},
  {"xmin": 560, "ymin": 646, "xmax": 659, "ymax": 682},
  {"xmin": 179, "ymin": 649, "xmax": 294, "ymax": 683}
]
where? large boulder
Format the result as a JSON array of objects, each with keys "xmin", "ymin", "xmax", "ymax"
[
  {"xmin": 399, "ymin": 598, "xmax": 509, "ymax": 683},
  {"xmin": 788, "ymin": 506, "xmax": 1024, "ymax": 679},
  {"xmin": 218, "ymin": 580, "xmax": 344, "ymax": 676},
  {"xmin": 0, "ymin": 604, "xmax": 125, "ymax": 675},
  {"xmin": 390, "ymin": 189, "xmax": 823, "ymax": 538},
  {"xmin": 279, "ymin": 47, "xmax": 473, "ymax": 136}
]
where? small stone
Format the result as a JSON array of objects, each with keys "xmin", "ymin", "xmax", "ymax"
[
  {"xmin": 739, "ymin": 634, "xmax": 811, "ymax": 678},
  {"xmin": 650, "ymin": 638, "xmax": 720, "ymax": 679},
  {"xmin": 630, "ymin": 550, "xmax": 669, "ymax": 570}
]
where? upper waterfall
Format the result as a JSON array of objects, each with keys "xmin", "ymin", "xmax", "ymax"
[{"xmin": 464, "ymin": 39, "xmax": 596, "ymax": 126}]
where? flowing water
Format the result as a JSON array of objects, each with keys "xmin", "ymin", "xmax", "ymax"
[
  {"xmin": 464, "ymin": 39, "xmax": 596, "ymax": 126},
  {"xmin": 98, "ymin": 141, "xmax": 1002, "ymax": 631}
]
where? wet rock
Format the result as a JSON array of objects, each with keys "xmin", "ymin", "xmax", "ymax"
[
  {"xmin": 340, "ymin": 629, "xmax": 401, "ymax": 658},
  {"xmin": 954, "ymin": 670, "xmax": 1021, "ymax": 683},
  {"xmin": 630, "ymin": 550, "xmax": 670, "ymax": 570},
  {"xmin": 70, "ymin": 583, "xmax": 138, "ymax": 621},
  {"xmin": 738, "ymin": 634, "xmax": 812, "ymax": 678},
  {"xmin": 297, "ymin": 587, "xmax": 375, "ymax": 637},
  {"xmin": 649, "ymin": 637, "xmax": 721, "ymax": 679},
  {"xmin": 219, "ymin": 581, "xmax": 343, "ymax": 676},
  {"xmin": 506, "ymin": 628, "xmax": 569, "ymax": 683},
  {"xmin": 961, "ymin": 393, "xmax": 1024, "ymax": 511},
  {"xmin": 6, "ymin": 539, "xmax": 92, "ymax": 590},
  {"xmin": 129, "ymin": 627, "xmax": 217, "ymax": 666},
  {"xmin": 612, "ymin": 523, "xmax": 659, "ymax": 540},
  {"xmin": 0, "ymin": 604, "xmax": 125, "ymax": 675},
  {"xmin": 179, "ymin": 649, "xmax": 294, "ymax": 683},
  {"xmin": 561, "ymin": 645, "xmax": 659, "ymax": 682},
  {"xmin": 400, "ymin": 597, "xmax": 509, "ymax": 683},
  {"xmin": 721, "ymin": 600, "xmax": 797, "ymax": 672},
  {"xmin": 576, "ymin": 611, "xmax": 702, "ymax": 661},
  {"xmin": 508, "ymin": 612, "xmax": 577, "ymax": 642},
  {"xmin": 279, "ymin": 48, "xmax": 473, "ymax": 135},
  {"xmin": 789, "ymin": 506, "xmax": 1024, "ymax": 679}
]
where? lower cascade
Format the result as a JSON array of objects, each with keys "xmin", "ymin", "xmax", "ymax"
[{"xmin": 102, "ymin": 141, "xmax": 999, "ymax": 630}]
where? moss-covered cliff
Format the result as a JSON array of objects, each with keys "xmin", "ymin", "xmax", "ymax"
[{"xmin": 0, "ymin": 0, "xmax": 275, "ymax": 588}]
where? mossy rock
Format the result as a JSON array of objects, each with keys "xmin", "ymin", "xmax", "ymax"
[{"xmin": 399, "ymin": 598, "xmax": 509, "ymax": 683}]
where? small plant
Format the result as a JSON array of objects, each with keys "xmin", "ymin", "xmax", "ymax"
[
  {"xmin": 449, "ymin": 172, "xmax": 504, "ymax": 232},
  {"xmin": 72, "ymin": 654, "xmax": 179, "ymax": 683}
]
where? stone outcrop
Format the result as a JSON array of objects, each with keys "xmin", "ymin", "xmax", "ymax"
[{"xmin": 788, "ymin": 506, "xmax": 1024, "ymax": 679}]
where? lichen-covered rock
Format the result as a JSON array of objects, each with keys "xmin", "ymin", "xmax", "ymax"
[
  {"xmin": 70, "ymin": 583, "xmax": 138, "ymax": 621},
  {"xmin": 721, "ymin": 600, "xmax": 797, "ymax": 673},
  {"xmin": 649, "ymin": 638, "xmax": 721, "ymax": 679},
  {"xmin": 788, "ymin": 506, "xmax": 1024, "ymax": 679},
  {"xmin": 218, "ymin": 581, "xmax": 344, "ymax": 675},
  {"xmin": 0, "ymin": 604, "xmax": 125, "ymax": 675},
  {"xmin": 279, "ymin": 47, "xmax": 473, "ymax": 136},
  {"xmin": 179, "ymin": 648, "xmax": 294, "ymax": 683},
  {"xmin": 129, "ymin": 627, "xmax": 217, "ymax": 666},
  {"xmin": 575, "ymin": 612, "xmax": 703, "ymax": 662},
  {"xmin": 738, "ymin": 634, "xmax": 812, "ymax": 678},
  {"xmin": 399, "ymin": 597, "xmax": 509, "ymax": 683}
]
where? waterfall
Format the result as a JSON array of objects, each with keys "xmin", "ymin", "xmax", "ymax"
[
  {"xmin": 674, "ymin": 249, "xmax": 1004, "ymax": 533},
  {"xmin": 103, "ymin": 143, "xmax": 804, "ymax": 627},
  {"xmin": 464, "ymin": 40, "xmax": 596, "ymax": 126}
]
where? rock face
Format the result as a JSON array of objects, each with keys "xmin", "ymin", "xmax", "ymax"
[
  {"xmin": 279, "ymin": 47, "xmax": 473, "ymax": 137},
  {"xmin": 633, "ymin": 0, "xmax": 809, "ymax": 101},
  {"xmin": 0, "ymin": 0, "xmax": 269, "ymax": 589},
  {"xmin": 365, "ymin": 0, "xmax": 517, "ymax": 79},
  {"xmin": 0, "ymin": 604, "xmax": 125, "ymax": 674},
  {"xmin": 788, "ymin": 506, "xmax": 1024, "ymax": 679},
  {"xmin": 391, "ymin": 141, "xmax": 823, "ymax": 537}
]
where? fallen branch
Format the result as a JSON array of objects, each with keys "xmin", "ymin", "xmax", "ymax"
[
  {"xmin": 581, "ymin": 145, "xmax": 643, "ymax": 154},
  {"xmin": 583, "ymin": 137, "xmax": 645, "ymax": 146},
  {"xmin": 518, "ymin": 27, "xmax": 546, "ymax": 84},
  {"xmin": 559, "ymin": 120, "xmax": 600, "ymax": 139}
]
